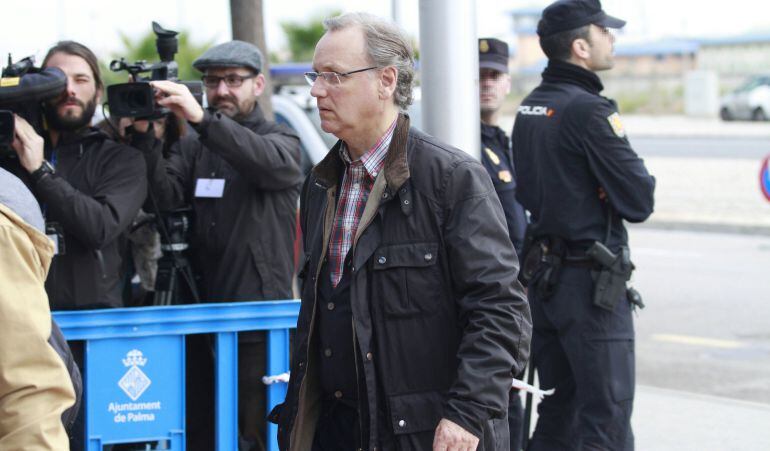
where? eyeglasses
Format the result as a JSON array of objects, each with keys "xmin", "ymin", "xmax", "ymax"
[
  {"xmin": 201, "ymin": 73, "xmax": 256, "ymax": 88},
  {"xmin": 304, "ymin": 66, "xmax": 380, "ymax": 86}
]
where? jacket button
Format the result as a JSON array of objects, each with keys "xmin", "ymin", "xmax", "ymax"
[
  {"xmin": 424, "ymin": 252, "xmax": 433, "ymax": 262},
  {"xmin": 324, "ymin": 348, "xmax": 332, "ymax": 357},
  {"xmin": 334, "ymin": 390, "xmax": 343, "ymax": 399},
  {"xmin": 403, "ymin": 199, "xmax": 410, "ymax": 205},
  {"xmin": 378, "ymin": 256, "xmax": 387, "ymax": 265},
  {"xmin": 327, "ymin": 302, "xmax": 335, "ymax": 311},
  {"xmin": 298, "ymin": 361, "xmax": 305, "ymax": 368},
  {"xmin": 398, "ymin": 419, "xmax": 406, "ymax": 428},
  {"xmin": 382, "ymin": 192, "xmax": 389, "ymax": 199},
  {"xmin": 366, "ymin": 352, "xmax": 373, "ymax": 361}
]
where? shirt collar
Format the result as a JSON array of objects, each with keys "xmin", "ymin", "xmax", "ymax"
[{"xmin": 339, "ymin": 117, "xmax": 398, "ymax": 179}]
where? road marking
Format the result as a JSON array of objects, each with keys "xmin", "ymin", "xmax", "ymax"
[{"xmin": 652, "ymin": 334, "xmax": 746, "ymax": 349}]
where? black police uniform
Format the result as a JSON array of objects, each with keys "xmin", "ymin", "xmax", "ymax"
[
  {"xmin": 512, "ymin": 59, "xmax": 655, "ymax": 450},
  {"xmin": 479, "ymin": 36, "xmax": 528, "ymax": 451},
  {"xmin": 480, "ymin": 123, "xmax": 527, "ymax": 255}
]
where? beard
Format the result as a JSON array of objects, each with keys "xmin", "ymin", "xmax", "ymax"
[
  {"xmin": 44, "ymin": 95, "xmax": 97, "ymax": 132},
  {"xmin": 211, "ymin": 94, "xmax": 255, "ymax": 120}
]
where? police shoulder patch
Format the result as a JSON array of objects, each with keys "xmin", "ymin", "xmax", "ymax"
[
  {"xmin": 484, "ymin": 147, "xmax": 500, "ymax": 165},
  {"xmin": 607, "ymin": 112, "xmax": 626, "ymax": 138}
]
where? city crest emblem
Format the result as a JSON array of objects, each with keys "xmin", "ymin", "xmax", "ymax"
[{"xmin": 118, "ymin": 349, "xmax": 152, "ymax": 401}]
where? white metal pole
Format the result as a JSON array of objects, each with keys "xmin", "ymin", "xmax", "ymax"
[{"xmin": 418, "ymin": 0, "xmax": 480, "ymax": 160}]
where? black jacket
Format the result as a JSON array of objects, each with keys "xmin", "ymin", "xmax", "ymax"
[
  {"xmin": 139, "ymin": 106, "xmax": 302, "ymax": 301},
  {"xmin": 2, "ymin": 128, "xmax": 147, "ymax": 309},
  {"xmin": 512, "ymin": 60, "xmax": 655, "ymax": 249},
  {"xmin": 480, "ymin": 122, "xmax": 528, "ymax": 254},
  {"xmin": 277, "ymin": 115, "xmax": 532, "ymax": 451}
]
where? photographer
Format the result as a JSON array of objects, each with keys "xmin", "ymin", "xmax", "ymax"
[
  {"xmin": 129, "ymin": 40, "xmax": 302, "ymax": 451},
  {"xmin": 4, "ymin": 41, "xmax": 147, "ymax": 311}
]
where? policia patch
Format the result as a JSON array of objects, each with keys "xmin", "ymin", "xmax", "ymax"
[{"xmin": 607, "ymin": 112, "xmax": 626, "ymax": 138}]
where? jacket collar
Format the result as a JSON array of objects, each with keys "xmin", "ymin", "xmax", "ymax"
[
  {"xmin": 48, "ymin": 126, "xmax": 108, "ymax": 149},
  {"xmin": 542, "ymin": 59, "xmax": 604, "ymax": 95},
  {"xmin": 313, "ymin": 113, "xmax": 411, "ymax": 193},
  {"xmin": 232, "ymin": 103, "xmax": 266, "ymax": 128}
]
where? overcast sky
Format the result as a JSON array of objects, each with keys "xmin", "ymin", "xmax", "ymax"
[{"xmin": 3, "ymin": 0, "xmax": 769, "ymax": 63}]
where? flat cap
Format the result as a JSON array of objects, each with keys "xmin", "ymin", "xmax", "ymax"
[
  {"xmin": 193, "ymin": 40, "xmax": 263, "ymax": 73},
  {"xmin": 537, "ymin": 0, "xmax": 625, "ymax": 38},
  {"xmin": 478, "ymin": 38, "xmax": 510, "ymax": 74}
]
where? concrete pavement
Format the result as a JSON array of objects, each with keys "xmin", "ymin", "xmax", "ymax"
[{"xmin": 633, "ymin": 385, "xmax": 770, "ymax": 451}]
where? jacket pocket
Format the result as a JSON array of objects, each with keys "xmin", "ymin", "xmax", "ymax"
[
  {"xmin": 389, "ymin": 390, "xmax": 444, "ymax": 435},
  {"xmin": 372, "ymin": 242, "xmax": 441, "ymax": 318},
  {"xmin": 387, "ymin": 390, "xmax": 443, "ymax": 451}
]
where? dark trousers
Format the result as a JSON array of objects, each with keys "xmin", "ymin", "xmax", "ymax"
[
  {"xmin": 509, "ymin": 389, "xmax": 525, "ymax": 451},
  {"xmin": 311, "ymin": 401, "xmax": 364, "ymax": 451},
  {"xmin": 185, "ymin": 333, "xmax": 267, "ymax": 451},
  {"xmin": 527, "ymin": 266, "xmax": 635, "ymax": 451}
]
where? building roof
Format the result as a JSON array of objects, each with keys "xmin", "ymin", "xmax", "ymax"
[
  {"xmin": 508, "ymin": 6, "xmax": 543, "ymax": 17},
  {"xmin": 699, "ymin": 31, "xmax": 770, "ymax": 47},
  {"xmin": 614, "ymin": 39, "xmax": 700, "ymax": 57}
]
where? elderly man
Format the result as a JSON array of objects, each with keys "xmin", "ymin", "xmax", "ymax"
[
  {"xmin": 273, "ymin": 12, "xmax": 531, "ymax": 451},
  {"xmin": 136, "ymin": 40, "xmax": 302, "ymax": 450}
]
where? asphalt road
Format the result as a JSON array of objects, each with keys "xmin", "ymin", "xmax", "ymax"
[
  {"xmin": 629, "ymin": 226, "xmax": 770, "ymax": 404},
  {"xmin": 630, "ymin": 136, "xmax": 770, "ymax": 160}
]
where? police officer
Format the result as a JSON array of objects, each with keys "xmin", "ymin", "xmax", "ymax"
[
  {"xmin": 479, "ymin": 38, "xmax": 527, "ymax": 256},
  {"xmin": 512, "ymin": 1, "xmax": 655, "ymax": 449},
  {"xmin": 478, "ymin": 37, "xmax": 528, "ymax": 450}
]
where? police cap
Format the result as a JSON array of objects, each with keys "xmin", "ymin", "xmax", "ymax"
[
  {"xmin": 478, "ymin": 38, "xmax": 510, "ymax": 74},
  {"xmin": 537, "ymin": 0, "xmax": 626, "ymax": 38},
  {"xmin": 193, "ymin": 40, "xmax": 263, "ymax": 74}
]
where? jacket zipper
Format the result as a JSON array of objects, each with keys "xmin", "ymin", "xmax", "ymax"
[
  {"xmin": 292, "ymin": 186, "xmax": 335, "ymax": 449},
  {"xmin": 352, "ymin": 317, "xmax": 366, "ymax": 450}
]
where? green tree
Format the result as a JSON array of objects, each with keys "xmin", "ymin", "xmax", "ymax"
[
  {"xmin": 281, "ymin": 10, "xmax": 340, "ymax": 62},
  {"xmin": 101, "ymin": 29, "xmax": 214, "ymax": 87}
]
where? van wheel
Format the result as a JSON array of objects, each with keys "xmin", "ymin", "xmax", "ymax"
[{"xmin": 752, "ymin": 108, "xmax": 767, "ymax": 121}]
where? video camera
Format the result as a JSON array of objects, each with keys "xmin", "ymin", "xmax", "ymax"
[
  {"xmin": 0, "ymin": 56, "xmax": 67, "ymax": 150},
  {"xmin": 107, "ymin": 21, "xmax": 203, "ymax": 119}
]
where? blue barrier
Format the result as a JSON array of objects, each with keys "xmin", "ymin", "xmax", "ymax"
[{"xmin": 54, "ymin": 300, "xmax": 300, "ymax": 451}]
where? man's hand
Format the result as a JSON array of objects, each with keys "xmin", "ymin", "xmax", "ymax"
[
  {"xmin": 433, "ymin": 418, "xmax": 479, "ymax": 451},
  {"xmin": 12, "ymin": 115, "xmax": 45, "ymax": 173},
  {"xmin": 150, "ymin": 80, "xmax": 204, "ymax": 124}
]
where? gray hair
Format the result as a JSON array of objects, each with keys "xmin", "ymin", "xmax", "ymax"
[{"xmin": 324, "ymin": 12, "xmax": 415, "ymax": 110}]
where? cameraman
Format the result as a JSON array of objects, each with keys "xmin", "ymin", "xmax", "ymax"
[
  {"xmin": 129, "ymin": 40, "xmax": 302, "ymax": 451},
  {"xmin": 5, "ymin": 41, "xmax": 147, "ymax": 311}
]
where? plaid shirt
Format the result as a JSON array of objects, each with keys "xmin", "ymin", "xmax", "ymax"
[{"xmin": 328, "ymin": 119, "xmax": 397, "ymax": 286}]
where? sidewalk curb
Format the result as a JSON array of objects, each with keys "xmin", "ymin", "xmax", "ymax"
[
  {"xmin": 637, "ymin": 384, "xmax": 770, "ymax": 411},
  {"xmin": 632, "ymin": 221, "xmax": 770, "ymax": 236}
]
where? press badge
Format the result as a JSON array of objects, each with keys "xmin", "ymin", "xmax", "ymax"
[{"xmin": 195, "ymin": 178, "xmax": 225, "ymax": 198}]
